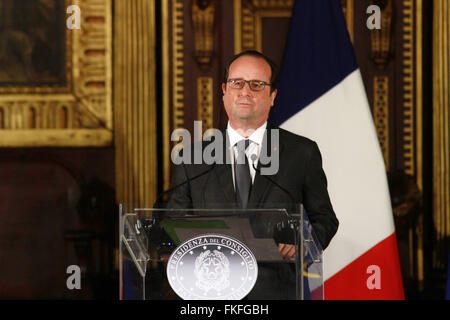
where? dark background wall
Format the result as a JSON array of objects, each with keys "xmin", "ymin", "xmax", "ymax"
[{"xmin": 0, "ymin": 148, "xmax": 116, "ymax": 299}]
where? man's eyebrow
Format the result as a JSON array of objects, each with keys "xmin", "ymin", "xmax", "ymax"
[{"xmin": 229, "ymin": 78, "xmax": 267, "ymax": 81}]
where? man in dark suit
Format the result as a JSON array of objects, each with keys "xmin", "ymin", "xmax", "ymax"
[
  {"xmin": 166, "ymin": 51, "xmax": 338, "ymax": 299},
  {"xmin": 168, "ymin": 50, "xmax": 338, "ymax": 250}
]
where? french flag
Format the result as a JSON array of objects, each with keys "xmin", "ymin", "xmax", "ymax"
[{"xmin": 270, "ymin": 0, "xmax": 404, "ymax": 299}]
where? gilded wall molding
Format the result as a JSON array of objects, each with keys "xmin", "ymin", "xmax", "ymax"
[
  {"xmin": 432, "ymin": 0, "xmax": 450, "ymax": 271},
  {"xmin": 235, "ymin": 0, "xmax": 294, "ymax": 53},
  {"xmin": 114, "ymin": 0, "xmax": 157, "ymax": 208},
  {"xmin": 397, "ymin": 0, "xmax": 424, "ymax": 287},
  {"xmin": 254, "ymin": 10, "xmax": 291, "ymax": 53},
  {"xmin": 370, "ymin": 0, "xmax": 393, "ymax": 69},
  {"xmin": 160, "ymin": 0, "xmax": 186, "ymax": 191},
  {"xmin": 234, "ymin": 0, "xmax": 354, "ymax": 54},
  {"xmin": 172, "ymin": 0, "xmax": 185, "ymax": 131},
  {"xmin": 341, "ymin": 0, "xmax": 354, "ymax": 43},
  {"xmin": 162, "ymin": 0, "xmax": 170, "ymax": 190},
  {"xmin": 415, "ymin": 0, "xmax": 423, "ymax": 192},
  {"xmin": 402, "ymin": 0, "xmax": 415, "ymax": 177},
  {"xmin": 192, "ymin": 0, "xmax": 215, "ymax": 66},
  {"xmin": 374, "ymin": 76, "xmax": 389, "ymax": 170},
  {"xmin": 197, "ymin": 77, "xmax": 214, "ymax": 136},
  {"xmin": 234, "ymin": 0, "xmax": 243, "ymax": 54},
  {"xmin": 415, "ymin": 0, "xmax": 424, "ymax": 287},
  {"xmin": 0, "ymin": 0, "xmax": 112, "ymax": 147},
  {"xmin": 162, "ymin": 0, "xmax": 186, "ymax": 190}
]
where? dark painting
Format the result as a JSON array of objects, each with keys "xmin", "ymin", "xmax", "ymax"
[{"xmin": 0, "ymin": 0, "xmax": 66, "ymax": 86}]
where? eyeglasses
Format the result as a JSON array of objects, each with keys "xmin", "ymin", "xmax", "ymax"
[{"xmin": 227, "ymin": 78, "xmax": 271, "ymax": 92}]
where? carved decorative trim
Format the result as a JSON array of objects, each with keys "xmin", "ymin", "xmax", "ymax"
[
  {"xmin": 114, "ymin": 0, "xmax": 157, "ymax": 208},
  {"xmin": 341, "ymin": 0, "xmax": 354, "ymax": 43},
  {"xmin": 402, "ymin": 0, "xmax": 415, "ymax": 176},
  {"xmin": 172, "ymin": 0, "xmax": 185, "ymax": 131},
  {"xmin": 162, "ymin": 0, "xmax": 170, "ymax": 190},
  {"xmin": 239, "ymin": 0, "xmax": 294, "ymax": 52},
  {"xmin": 432, "ymin": 0, "xmax": 450, "ymax": 271},
  {"xmin": 234, "ymin": 0, "xmax": 242, "ymax": 53},
  {"xmin": 415, "ymin": 0, "xmax": 424, "ymax": 288},
  {"xmin": 370, "ymin": 0, "xmax": 393, "ymax": 69},
  {"xmin": 254, "ymin": 10, "xmax": 291, "ymax": 53},
  {"xmin": 398, "ymin": 0, "xmax": 425, "ymax": 287},
  {"xmin": 0, "ymin": 0, "xmax": 112, "ymax": 147},
  {"xmin": 241, "ymin": 3, "xmax": 256, "ymax": 51},
  {"xmin": 162, "ymin": 0, "xmax": 185, "ymax": 190},
  {"xmin": 374, "ymin": 76, "xmax": 389, "ymax": 170},
  {"xmin": 192, "ymin": 0, "xmax": 215, "ymax": 66},
  {"xmin": 197, "ymin": 77, "xmax": 214, "ymax": 135},
  {"xmin": 415, "ymin": 0, "xmax": 423, "ymax": 192},
  {"xmin": 160, "ymin": 0, "xmax": 186, "ymax": 191},
  {"xmin": 235, "ymin": 0, "xmax": 354, "ymax": 53}
]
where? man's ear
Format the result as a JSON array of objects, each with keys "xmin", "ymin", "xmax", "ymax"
[
  {"xmin": 222, "ymin": 83, "xmax": 226, "ymax": 94},
  {"xmin": 270, "ymin": 89, "xmax": 277, "ymax": 107}
]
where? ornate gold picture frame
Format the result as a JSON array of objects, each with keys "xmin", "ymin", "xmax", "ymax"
[{"xmin": 0, "ymin": 0, "xmax": 112, "ymax": 147}]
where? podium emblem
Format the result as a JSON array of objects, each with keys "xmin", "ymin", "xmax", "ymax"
[{"xmin": 167, "ymin": 234, "xmax": 258, "ymax": 300}]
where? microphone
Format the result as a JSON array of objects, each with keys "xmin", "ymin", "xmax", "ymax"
[{"xmin": 153, "ymin": 163, "xmax": 216, "ymax": 208}]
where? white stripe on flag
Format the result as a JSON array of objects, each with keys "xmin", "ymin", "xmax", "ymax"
[{"xmin": 280, "ymin": 69, "xmax": 395, "ymax": 280}]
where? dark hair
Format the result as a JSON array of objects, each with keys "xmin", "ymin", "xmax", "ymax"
[{"xmin": 223, "ymin": 50, "xmax": 278, "ymax": 93}]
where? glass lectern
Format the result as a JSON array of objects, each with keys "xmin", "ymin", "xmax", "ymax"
[{"xmin": 119, "ymin": 206, "xmax": 323, "ymax": 300}]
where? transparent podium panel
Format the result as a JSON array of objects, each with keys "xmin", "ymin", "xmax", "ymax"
[{"xmin": 119, "ymin": 206, "xmax": 323, "ymax": 300}]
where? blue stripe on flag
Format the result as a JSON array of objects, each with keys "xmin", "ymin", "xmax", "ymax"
[{"xmin": 270, "ymin": 0, "xmax": 358, "ymax": 126}]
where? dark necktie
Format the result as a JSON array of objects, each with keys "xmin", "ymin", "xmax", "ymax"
[{"xmin": 235, "ymin": 139, "xmax": 251, "ymax": 208}]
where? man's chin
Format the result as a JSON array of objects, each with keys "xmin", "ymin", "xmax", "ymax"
[
  {"xmin": 234, "ymin": 126, "xmax": 257, "ymax": 137},
  {"xmin": 235, "ymin": 115, "xmax": 254, "ymax": 123},
  {"xmin": 235, "ymin": 109, "xmax": 254, "ymax": 119}
]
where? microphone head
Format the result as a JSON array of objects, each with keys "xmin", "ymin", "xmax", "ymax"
[{"xmin": 250, "ymin": 154, "xmax": 257, "ymax": 162}]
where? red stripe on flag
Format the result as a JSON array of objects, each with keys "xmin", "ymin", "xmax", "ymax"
[{"xmin": 324, "ymin": 232, "xmax": 404, "ymax": 300}]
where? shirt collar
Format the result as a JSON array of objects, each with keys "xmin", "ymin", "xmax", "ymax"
[{"xmin": 227, "ymin": 121, "xmax": 267, "ymax": 147}]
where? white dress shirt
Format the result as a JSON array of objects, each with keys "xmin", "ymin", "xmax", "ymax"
[{"xmin": 227, "ymin": 121, "xmax": 267, "ymax": 189}]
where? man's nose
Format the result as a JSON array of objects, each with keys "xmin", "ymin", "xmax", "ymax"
[{"xmin": 238, "ymin": 82, "xmax": 253, "ymax": 96}]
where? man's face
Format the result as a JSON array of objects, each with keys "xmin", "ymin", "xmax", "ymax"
[{"xmin": 222, "ymin": 55, "xmax": 277, "ymax": 130}]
